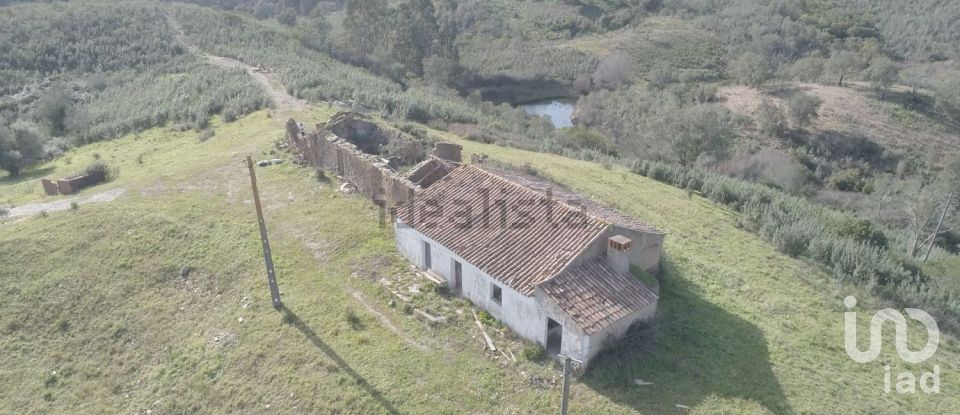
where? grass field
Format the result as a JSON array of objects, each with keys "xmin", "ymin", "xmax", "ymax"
[{"xmin": 2, "ymin": 108, "xmax": 958, "ymax": 414}]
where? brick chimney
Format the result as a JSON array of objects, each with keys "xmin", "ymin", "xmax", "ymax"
[{"xmin": 607, "ymin": 235, "xmax": 633, "ymax": 274}]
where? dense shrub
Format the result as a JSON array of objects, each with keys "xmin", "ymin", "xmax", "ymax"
[
  {"xmin": 828, "ymin": 168, "xmax": 866, "ymax": 192},
  {"xmin": 76, "ymin": 61, "xmax": 270, "ymax": 142},
  {"xmin": 171, "ymin": 4, "xmax": 570, "ymax": 154},
  {"xmin": 835, "ymin": 218, "xmax": 888, "ymax": 248},
  {"xmin": 0, "ymin": 2, "xmax": 180, "ymax": 74},
  {"xmin": 787, "ymin": 93, "xmax": 821, "ymax": 129},
  {"xmin": 0, "ymin": 1, "xmax": 271, "ymax": 153},
  {"xmin": 198, "ymin": 128, "xmax": 216, "ymax": 142},
  {"xmin": 459, "ymin": 39, "xmax": 599, "ymax": 81},
  {"xmin": 0, "ymin": 122, "xmax": 44, "ymax": 176},
  {"xmin": 520, "ymin": 343, "xmax": 546, "ymax": 362},
  {"xmin": 632, "ymin": 158, "xmax": 953, "ymax": 323},
  {"xmin": 843, "ymin": 0, "xmax": 960, "ymax": 61},
  {"xmin": 560, "ymin": 126, "xmax": 615, "ymax": 153},
  {"xmin": 84, "ymin": 161, "xmax": 118, "ymax": 183},
  {"xmin": 380, "ymin": 133, "xmax": 425, "ymax": 166}
]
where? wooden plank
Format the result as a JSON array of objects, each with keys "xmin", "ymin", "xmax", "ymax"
[
  {"xmin": 421, "ymin": 269, "xmax": 445, "ymax": 285},
  {"xmin": 471, "ymin": 309, "xmax": 497, "ymax": 352}
]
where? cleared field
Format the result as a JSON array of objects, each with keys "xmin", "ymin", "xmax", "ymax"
[
  {"xmin": 2, "ymin": 108, "xmax": 958, "ymax": 414},
  {"xmin": 719, "ymin": 82, "xmax": 960, "ymax": 161}
]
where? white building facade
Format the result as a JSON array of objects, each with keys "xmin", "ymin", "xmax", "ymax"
[{"xmin": 393, "ymin": 165, "xmax": 663, "ymax": 365}]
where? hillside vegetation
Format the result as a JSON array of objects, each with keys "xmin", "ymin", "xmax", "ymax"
[
  {"xmin": 0, "ymin": 1, "xmax": 270, "ymax": 144},
  {"xmin": 841, "ymin": 0, "xmax": 960, "ymax": 61},
  {"xmin": 1, "ymin": 1, "xmax": 959, "ymax": 412},
  {"xmin": 2, "ymin": 108, "xmax": 958, "ymax": 414}
]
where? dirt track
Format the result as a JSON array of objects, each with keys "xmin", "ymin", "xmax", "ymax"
[
  {"xmin": 5, "ymin": 188, "xmax": 125, "ymax": 219},
  {"xmin": 166, "ymin": 11, "xmax": 307, "ymax": 113}
]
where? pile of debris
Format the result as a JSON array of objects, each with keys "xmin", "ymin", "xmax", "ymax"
[{"xmin": 256, "ymin": 159, "xmax": 284, "ymax": 167}]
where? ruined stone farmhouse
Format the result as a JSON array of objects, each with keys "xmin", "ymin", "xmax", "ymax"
[
  {"xmin": 394, "ymin": 165, "xmax": 664, "ymax": 364},
  {"xmin": 287, "ymin": 112, "xmax": 664, "ymax": 365}
]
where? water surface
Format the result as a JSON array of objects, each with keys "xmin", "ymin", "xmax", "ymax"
[{"xmin": 520, "ymin": 98, "xmax": 576, "ymax": 128}]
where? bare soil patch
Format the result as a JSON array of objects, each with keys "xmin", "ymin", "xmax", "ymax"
[
  {"xmin": 719, "ymin": 82, "xmax": 960, "ymax": 159},
  {"xmin": 5, "ymin": 188, "xmax": 125, "ymax": 219}
]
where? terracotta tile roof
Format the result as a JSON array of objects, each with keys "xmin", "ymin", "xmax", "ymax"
[
  {"xmin": 395, "ymin": 165, "xmax": 609, "ymax": 295},
  {"xmin": 539, "ymin": 259, "xmax": 658, "ymax": 334},
  {"xmin": 479, "ymin": 166, "xmax": 663, "ymax": 234}
]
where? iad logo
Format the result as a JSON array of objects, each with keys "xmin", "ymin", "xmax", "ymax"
[{"xmin": 843, "ymin": 296, "xmax": 941, "ymax": 393}]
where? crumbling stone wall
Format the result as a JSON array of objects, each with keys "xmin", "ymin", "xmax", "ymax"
[
  {"xmin": 41, "ymin": 172, "xmax": 105, "ymax": 196},
  {"xmin": 432, "ymin": 142, "xmax": 462, "ymax": 163},
  {"xmin": 286, "ymin": 112, "xmax": 465, "ymax": 207},
  {"xmin": 407, "ymin": 158, "xmax": 454, "ymax": 188},
  {"xmin": 286, "ymin": 115, "xmax": 421, "ymax": 207},
  {"xmin": 41, "ymin": 179, "xmax": 59, "ymax": 196},
  {"xmin": 57, "ymin": 173, "xmax": 103, "ymax": 195}
]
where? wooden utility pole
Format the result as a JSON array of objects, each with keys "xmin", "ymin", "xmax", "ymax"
[
  {"xmin": 246, "ymin": 156, "xmax": 282, "ymax": 309},
  {"xmin": 558, "ymin": 355, "xmax": 581, "ymax": 415},
  {"xmin": 924, "ymin": 192, "xmax": 953, "ymax": 262}
]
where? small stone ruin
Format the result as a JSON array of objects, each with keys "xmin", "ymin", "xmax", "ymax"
[
  {"xmin": 41, "ymin": 171, "xmax": 106, "ymax": 196},
  {"xmin": 285, "ymin": 112, "xmax": 462, "ymax": 207}
]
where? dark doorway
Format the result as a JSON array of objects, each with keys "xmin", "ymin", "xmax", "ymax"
[
  {"xmin": 422, "ymin": 241, "xmax": 431, "ymax": 270},
  {"xmin": 452, "ymin": 260, "xmax": 462, "ymax": 293},
  {"xmin": 546, "ymin": 318, "xmax": 562, "ymax": 355}
]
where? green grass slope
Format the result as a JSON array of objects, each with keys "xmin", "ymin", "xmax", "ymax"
[{"xmin": 2, "ymin": 108, "xmax": 958, "ymax": 414}]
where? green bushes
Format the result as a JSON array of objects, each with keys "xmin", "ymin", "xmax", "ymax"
[
  {"xmin": 843, "ymin": 0, "xmax": 960, "ymax": 61},
  {"xmin": 477, "ymin": 310, "xmax": 497, "ymax": 326},
  {"xmin": 0, "ymin": 2, "xmax": 180, "ymax": 75},
  {"xmin": 766, "ymin": 221, "xmax": 815, "ymax": 258},
  {"xmin": 460, "ymin": 38, "xmax": 599, "ymax": 81},
  {"xmin": 344, "ymin": 308, "xmax": 364, "ymax": 330},
  {"xmin": 828, "ymin": 168, "xmax": 866, "ymax": 192},
  {"xmin": 170, "ymin": 3, "xmax": 569, "ymax": 153},
  {"xmin": 631, "ymin": 158, "xmax": 955, "ymax": 322},
  {"xmin": 835, "ymin": 218, "xmax": 888, "ymax": 248},
  {"xmin": 84, "ymin": 161, "xmax": 118, "ymax": 183},
  {"xmin": 0, "ymin": 122, "xmax": 44, "ymax": 176},
  {"xmin": 73, "ymin": 61, "xmax": 270, "ymax": 142},
  {"xmin": 1, "ymin": 1, "xmax": 271, "ymax": 153},
  {"xmin": 520, "ymin": 343, "xmax": 546, "ymax": 362},
  {"xmin": 198, "ymin": 128, "xmax": 216, "ymax": 143},
  {"xmin": 559, "ymin": 126, "xmax": 615, "ymax": 153}
]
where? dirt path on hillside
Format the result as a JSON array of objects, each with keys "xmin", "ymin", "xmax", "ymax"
[
  {"xmin": 166, "ymin": 12, "xmax": 307, "ymax": 113},
  {"xmin": 5, "ymin": 188, "xmax": 125, "ymax": 219}
]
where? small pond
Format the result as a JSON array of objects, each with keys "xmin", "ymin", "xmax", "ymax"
[{"xmin": 519, "ymin": 98, "xmax": 576, "ymax": 128}]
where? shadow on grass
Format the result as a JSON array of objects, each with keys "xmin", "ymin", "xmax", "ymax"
[
  {"xmin": 582, "ymin": 257, "xmax": 793, "ymax": 414},
  {"xmin": 280, "ymin": 305, "xmax": 403, "ymax": 415},
  {"xmin": 0, "ymin": 166, "xmax": 55, "ymax": 188}
]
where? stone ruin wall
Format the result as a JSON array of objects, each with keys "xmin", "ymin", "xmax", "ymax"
[
  {"xmin": 40, "ymin": 172, "xmax": 106, "ymax": 196},
  {"xmin": 285, "ymin": 117, "xmax": 419, "ymax": 207}
]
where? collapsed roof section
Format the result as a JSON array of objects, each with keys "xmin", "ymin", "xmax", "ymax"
[{"xmin": 406, "ymin": 157, "xmax": 456, "ymax": 188}]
